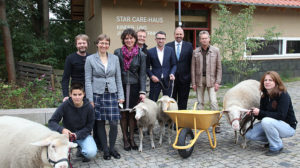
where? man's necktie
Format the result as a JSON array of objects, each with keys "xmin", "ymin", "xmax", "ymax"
[{"xmin": 176, "ymin": 43, "xmax": 181, "ymax": 60}]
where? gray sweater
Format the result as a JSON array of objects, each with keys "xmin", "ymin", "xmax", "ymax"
[{"xmin": 85, "ymin": 52, "xmax": 124, "ymax": 102}]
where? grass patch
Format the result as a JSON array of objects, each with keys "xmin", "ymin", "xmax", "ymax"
[
  {"xmin": 281, "ymin": 77, "xmax": 300, "ymax": 83},
  {"xmin": 0, "ymin": 76, "xmax": 62, "ymax": 109}
]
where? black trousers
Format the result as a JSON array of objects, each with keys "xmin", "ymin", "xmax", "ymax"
[
  {"xmin": 96, "ymin": 120, "xmax": 118, "ymax": 153},
  {"xmin": 149, "ymin": 80, "xmax": 172, "ymax": 102},
  {"xmin": 171, "ymin": 79, "xmax": 190, "ymax": 110}
]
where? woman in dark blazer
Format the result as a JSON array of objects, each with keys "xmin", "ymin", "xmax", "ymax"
[
  {"xmin": 85, "ymin": 34, "xmax": 124, "ymax": 160},
  {"xmin": 114, "ymin": 28, "xmax": 147, "ymax": 151}
]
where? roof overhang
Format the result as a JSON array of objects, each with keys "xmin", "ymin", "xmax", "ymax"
[{"xmin": 71, "ymin": 0, "xmax": 300, "ymax": 21}]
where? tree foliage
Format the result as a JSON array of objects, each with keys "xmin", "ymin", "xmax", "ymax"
[
  {"xmin": 211, "ymin": 5, "xmax": 280, "ymax": 83},
  {"xmin": 0, "ymin": 0, "xmax": 84, "ymax": 80}
]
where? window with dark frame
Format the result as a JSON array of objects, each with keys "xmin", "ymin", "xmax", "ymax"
[
  {"xmin": 287, "ymin": 40, "xmax": 300, "ymax": 54},
  {"xmin": 249, "ymin": 40, "xmax": 283, "ymax": 56}
]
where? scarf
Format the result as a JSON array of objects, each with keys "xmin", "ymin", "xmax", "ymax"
[{"xmin": 122, "ymin": 45, "xmax": 139, "ymax": 71}]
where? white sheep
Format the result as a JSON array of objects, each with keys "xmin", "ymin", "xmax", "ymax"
[
  {"xmin": 0, "ymin": 116, "xmax": 77, "ymax": 168},
  {"xmin": 223, "ymin": 79, "xmax": 260, "ymax": 148},
  {"xmin": 131, "ymin": 98, "xmax": 159, "ymax": 152},
  {"xmin": 157, "ymin": 95, "xmax": 178, "ymax": 146}
]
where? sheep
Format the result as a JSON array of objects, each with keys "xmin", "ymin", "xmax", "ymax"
[
  {"xmin": 130, "ymin": 98, "xmax": 159, "ymax": 152},
  {"xmin": 223, "ymin": 79, "xmax": 260, "ymax": 148},
  {"xmin": 157, "ymin": 95, "xmax": 178, "ymax": 146},
  {"xmin": 0, "ymin": 116, "xmax": 77, "ymax": 168}
]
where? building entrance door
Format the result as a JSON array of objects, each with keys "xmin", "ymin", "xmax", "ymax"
[
  {"xmin": 183, "ymin": 29, "xmax": 210, "ymax": 49},
  {"xmin": 175, "ymin": 3, "xmax": 210, "ymax": 49}
]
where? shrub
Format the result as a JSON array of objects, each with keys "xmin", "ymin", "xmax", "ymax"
[{"xmin": 0, "ymin": 75, "xmax": 61, "ymax": 109}]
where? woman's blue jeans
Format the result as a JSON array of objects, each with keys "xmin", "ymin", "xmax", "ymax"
[{"xmin": 245, "ymin": 117, "xmax": 295, "ymax": 151}]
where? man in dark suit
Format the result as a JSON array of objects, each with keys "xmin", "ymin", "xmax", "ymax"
[
  {"xmin": 147, "ymin": 31, "xmax": 177, "ymax": 102},
  {"xmin": 166, "ymin": 27, "xmax": 193, "ymax": 110}
]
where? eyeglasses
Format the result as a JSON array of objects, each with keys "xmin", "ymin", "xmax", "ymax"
[
  {"xmin": 98, "ymin": 42, "xmax": 110, "ymax": 46},
  {"xmin": 156, "ymin": 38, "xmax": 166, "ymax": 41}
]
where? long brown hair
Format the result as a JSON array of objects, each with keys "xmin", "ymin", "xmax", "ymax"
[{"xmin": 260, "ymin": 71, "xmax": 286, "ymax": 99}]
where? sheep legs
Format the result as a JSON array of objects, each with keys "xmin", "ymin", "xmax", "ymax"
[
  {"xmin": 240, "ymin": 136, "xmax": 247, "ymax": 149},
  {"xmin": 167, "ymin": 122, "xmax": 173, "ymax": 145},
  {"xmin": 159, "ymin": 121, "xmax": 173, "ymax": 146},
  {"xmin": 138, "ymin": 126, "xmax": 155, "ymax": 152},
  {"xmin": 158, "ymin": 122, "xmax": 165, "ymax": 146},
  {"xmin": 138, "ymin": 127, "xmax": 143, "ymax": 152},
  {"xmin": 149, "ymin": 126, "xmax": 155, "ymax": 149},
  {"xmin": 234, "ymin": 131, "xmax": 239, "ymax": 144}
]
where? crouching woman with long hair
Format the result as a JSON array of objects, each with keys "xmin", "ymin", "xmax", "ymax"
[{"xmin": 245, "ymin": 71, "xmax": 297, "ymax": 156}]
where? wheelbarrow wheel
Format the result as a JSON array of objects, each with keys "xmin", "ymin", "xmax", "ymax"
[{"xmin": 177, "ymin": 128, "xmax": 194, "ymax": 158}]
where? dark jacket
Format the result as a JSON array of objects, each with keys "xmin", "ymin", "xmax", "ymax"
[
  {"xmin": 140, "ymin": 44, "xmax": 149, "ymax": 57},
  {"xmin": 114, "ymin": 48, "xmax": 147, "ymax": 94},
  {"xmin": 48, "ymin": 98, "xmax": 95, "ymax": 140},
  {"xmin": 258, "ymin": 92, "xmax": 297, "ymax": 129},
  {"xmin": 166, "ymin": 41, "xmax": 193, "ymax": 84},
  {"xmin": 61, "ymin": 52, "xmax": 90, "ymax": 97},
  {"xmin": 146, "ymin": 46, "xmax": 177, "ymax": 84}
]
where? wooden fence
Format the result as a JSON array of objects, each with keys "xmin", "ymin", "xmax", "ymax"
[{"xmin": 17, "ymin": 61, "xmax": 56, "ymax": 88}]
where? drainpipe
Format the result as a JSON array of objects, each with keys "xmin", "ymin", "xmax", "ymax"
[{"xmin": 178, "ymin": 0, "xmax": 182, "ymax": 27}]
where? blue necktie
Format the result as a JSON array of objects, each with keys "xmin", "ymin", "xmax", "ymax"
[{"xmin": 176, "ymin": 43, "xmax": 181, "ymax": 60}]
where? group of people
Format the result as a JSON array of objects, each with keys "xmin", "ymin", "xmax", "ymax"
[{"xmin": 47, "ymin": 27, "xmax": 297, "ymax": 163}]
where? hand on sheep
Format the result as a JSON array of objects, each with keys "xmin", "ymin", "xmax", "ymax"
[
  {"xmin": 252, "ymin": 108, "xmax": 260, "ymax": 116},
  {"xmin": 139, "ymin": 94, "xmax": 146, "ymax": 102},
  {"xmin": 169, "ymin": 74, "xmax": 175, "ymax": 80},
  {"xmin": 151, "ymin": 75, "xmax": 159, "ymax": 83},
  {"xmin": 214, "ymin": 83, "xmax": 220, "ymax": 92},
  {"xmin": 62, "ymin": 128, "xmax": 74, "ymax": 138},
  {"xmin": 246, "ymin": 108, "xmax": 259, "ymax": 116},
  {"xmin": 119, "ymin": 99, "xmax": 124, "ymax": 104}
]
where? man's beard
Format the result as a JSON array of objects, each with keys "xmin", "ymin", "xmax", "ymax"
[{"xmin": 78, "ymin": 48, "xmax": 87, "ymax": 53}]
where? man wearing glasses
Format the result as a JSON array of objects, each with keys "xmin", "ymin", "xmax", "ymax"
[{"xmin": 146, "ymin": 31, "xmax": 177, "ymax": 101}]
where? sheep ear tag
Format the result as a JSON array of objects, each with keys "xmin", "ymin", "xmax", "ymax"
[{"xmin": 30, "ymin": 138, "xmax": 51, "ymax": 147}]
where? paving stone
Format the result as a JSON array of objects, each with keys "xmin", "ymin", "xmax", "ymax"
[{"xmin": 68, "ymin": 81, "xmax": 300, "ymax": 168}]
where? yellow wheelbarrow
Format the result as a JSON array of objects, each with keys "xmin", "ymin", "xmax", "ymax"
[{"xmin": 165, "ymin": 102, "xmax": 223, "ymax": 158}]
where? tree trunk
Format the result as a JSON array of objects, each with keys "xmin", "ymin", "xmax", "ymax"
[
  {"xmin": 42, "ymin": 0, "xmax": 49, "ymax": 41},
  {"xmin": 32, "ymin": 0, "xmax": 43, "ymax": 37},
  {"xmin": 0, "ymin": 0, "xmax": 16, "ymax": 82}
]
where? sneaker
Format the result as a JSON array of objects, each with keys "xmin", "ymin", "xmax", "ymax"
[{"xmin": 265, "ymin": 148, "xmax": 283, "ymax": 156}]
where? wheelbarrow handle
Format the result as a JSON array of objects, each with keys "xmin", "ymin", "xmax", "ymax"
[{"xmin": 193, "ymin": 102, "xmax": 198, "ymax": 110}]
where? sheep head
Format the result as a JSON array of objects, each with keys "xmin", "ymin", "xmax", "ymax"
[
  {"xmin": 223, "ymin": 106, "xmax": 249, "ymax": 131},
  {"xmin": 157, "ymin": 96, "xmax": 176, "ymax": 112},
  {"xmin": 31, "ymin": 134, "xmax": 77, "ymax": 168},
  {"xmin": 132, "ymin": 104, "xmax": 148, "ymax": 120}
]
